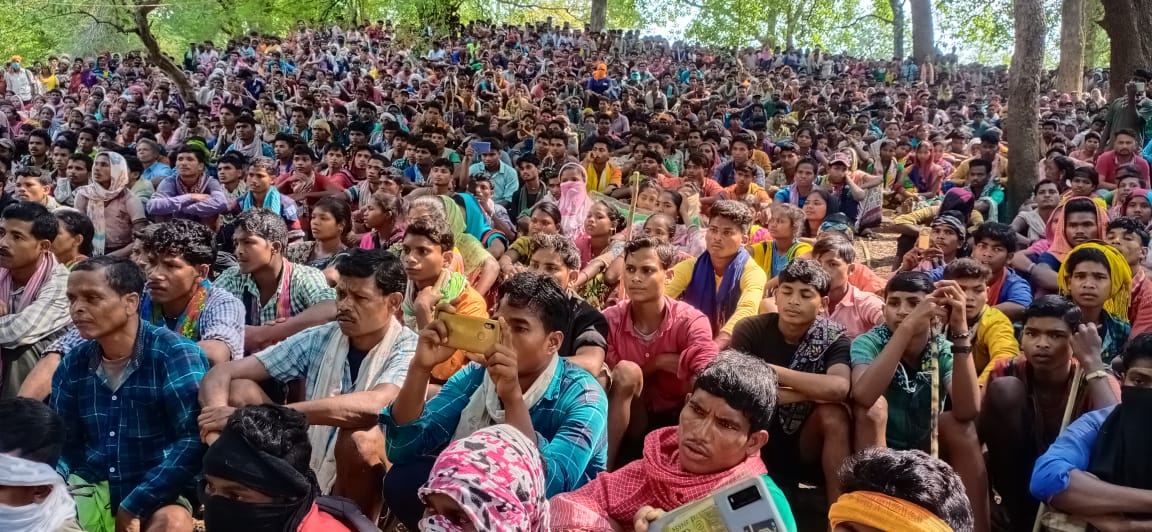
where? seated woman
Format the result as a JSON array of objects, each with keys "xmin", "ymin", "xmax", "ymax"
[
  {"xmin": 1030, "ymin": 333, "xmax": 1152, "ymax": 531},
  {"xmin": 1012, "ymin": 180, "xmax": 1061, "ymax": 248},
  {"xmin": 499, "ymin": 202, "xmax": 562, "ymax": 277},
  {"xmin": 418, "ymin": 425, "xmax": 549, "ymax": 531},
  {"xmin": 550, "ymin": 352, "xmax": 798, "ymax": 532},
  {"xmin": 381, "ymin": 273, "xmax": 607, "ymax": 531},
  {"xmin": 453, "ymin": 187, "xmax": 510, "ymax": 259},
  {"xmin": 752, "ymin": 203, "xmax": 812, "ymax": 280},
  {"xmin": 572, "ymin": 200, "xmax": 627, "ymax": 308},
  {"xmin": 52, "ymin": 210, "xmax": 94, "ymax": 269},
  {"xmin": 800, "ymin": 188, "xmax": 838, "ymax": 242},
  {"xmin": 286, "ymin": 195, "xmax": 351, "ymax": 271},
  {"xmin": 357, "ymin": 192, "xmax": 406, "ymax": 254}
]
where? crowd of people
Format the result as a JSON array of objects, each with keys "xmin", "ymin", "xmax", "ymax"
[{"xmin": 0, "ymin": 15, "xmax": 1151, "ymax": 532}]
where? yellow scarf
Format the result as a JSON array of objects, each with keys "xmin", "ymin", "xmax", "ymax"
[
  {"xmin": 1058, "ymin": 241, "xmax": 1132, "ymax": 321},
  {"xmin": 828, "ymin": 491, "xmax": 953, "ymax": 532}
]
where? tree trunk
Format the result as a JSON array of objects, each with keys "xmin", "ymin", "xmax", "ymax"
[
  {"xmin": 1082, "ymin": 0, "xmax": 1103, "ymax": 67},
  {"xmin": 890, "ymin": 0, "xmax": 906, "ymax": 59},
  {"xmin": 909, "ymin": 0, "xmax": 934, "ymax": 61},
  {"xmin": 589, "ymin": 0, "xmax": 607, "ymax": 32},
  {"xmin": 1056, "ymin": 0, "xmax": 1084, "ymax": 95},
  {"xmin": 132, "ymin": 4, "xmax": 195, "ymax": 104},
  {"xmin": 1005, "ymin": 0, "xmax": 1045, "ymax": 216},
  {"xmin": 1101, "ymin": 0, "xmax": 1152, "ymax": 98}
]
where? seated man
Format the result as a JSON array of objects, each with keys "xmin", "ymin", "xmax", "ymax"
[
  {"xmin": 230, "ymin": 156, "xmax": 304, "ymax": 241},
  {"xmin": 0, "ymin": 397, "xmax": 80, "ymax": 532},
  {"xmin": 549, "ymin": 351, "xmax": 798, "ymax": 532},
  {"xmin": 146, "ymin": 145, "xmax": 230, "ymax": 226},
  {"xmin": 526, "ymin": 233, "xmax": 608, "ymax": 378},
  {"xmin": 666, "ymin": 200, "xmax": 766, "ymax": 349},
  {"xmin": 14, "ymin": 169, "xmax": 62, "ymax": 210},
  {"xmin": 931, "ymin": 222, "xmax": 1031, "ymax": 322},
  {"xmin": 1011, "ymin": 197, "xmax": 1107, "ymax": 293},
  {"xmin": 850, "ymin": 272, "xmax": 989, "ymax": 531},
  {"xmin": 399, "ymin": 215, "xmax": 489, "ymax": 382},
  {"xmin": 603, "ymin": 238, "xmax": 717, "ymax": 467},
  {"xmin": 829, "ymin": 447, "xmax": 974, "ymax": 531},
  {"xmin": 981, "ymin": 295, "xmax": 1120, "ymax": 530},
  {"xmin": 380, "ymin": 272, "xmax": 608, "ymax": 530},
  {"xmin": 1106, "ymin": 217, "xmax": 1152, "ymax": 336},
  {"xmin": 200, "ymin": 405, "xmax": 376, "ymax": 532},
  {"xmin": 19, "ymin": 219, "xmax": 245, "ymax": 400},
  {"xmin": 51, "ymin": 256, "xmax": 208, "ymax": 532},
  {"xmin": 1030, "ymin": 333, "xmax": 1152, "ymax": 531},
  {"xmin": 941, "ymin": 258, "xmax": 1019, "ymax": 385},
  {"xmin": 197, "ymin": 249, "xmax": 417, "ymax": 522},
  {"xmin": 812, "ymin": 234, "xmax": 883, "ymax": 339},
  {"xmin": 0, "ymin": 202, "xmax": 71, "ymax": 398},
  {"xmin": 731, "ymin": 259, "xmax": 852, "ymax": 504},
  {"xmin": 1058, "ymin": 243, "xmax": 1132, "ymax": 364},
  {"xmin": 214, "ymin": 208, "xmax": 337, "ymax": 353}
]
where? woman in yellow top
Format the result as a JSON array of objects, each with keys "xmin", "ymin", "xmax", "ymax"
[{"xmin": 37, "ymin": 65, "xmax": 57, "ymax": 92}]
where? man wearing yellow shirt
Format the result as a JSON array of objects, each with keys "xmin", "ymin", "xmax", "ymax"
[
  {"xmin": 948, "ymin": 130, "xmax": 1010, "ymax": 188},
  {"xmin": 667, "ymin": 200, "xmax": 766, "ymax": 349},
  {"xmin": 723, "ymin": 163, "xmax": 772, "ymax": 204},
  {"xmin": 943, "ymin": 258, "xmax": 1018, "ymax": 385}
]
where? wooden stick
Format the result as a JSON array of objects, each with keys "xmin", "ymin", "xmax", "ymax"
[
  {"xmin": 1031, "ymin": 366, "xmax": 1086, "ymax": 532},
  {"xmin": 928, "ymin": 323, "xmax": 942, "ymax": 458},
  {"xmin": 625, "ymin": 171, "xmax": 641, "ymax": 241}
]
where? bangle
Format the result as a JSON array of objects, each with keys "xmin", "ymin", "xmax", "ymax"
[
  {"xmin": 1084, "ymin": 369, "xmax": 1110, "ymax": 382},
  {"xmin": 952, "ymin": 344, "xmax": 972, "ymax": 355},
  {"xmin": 947, "ymin": 330, "xmax": 970, "ymax": 341},
  {"xmin": 1027, "ymin": 262, "xmax": 1037, "ymax": 274}
]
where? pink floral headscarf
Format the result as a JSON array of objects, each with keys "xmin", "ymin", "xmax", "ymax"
[{"xmin": 418, "ymin": 424, "xmax": 548, "ymax": 532}]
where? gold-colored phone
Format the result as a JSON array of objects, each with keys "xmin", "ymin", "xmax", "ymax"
[
  {"xmin": 437, "ymin": 312, "xmax": 501, "ymax": 361},
  {"xmin": 917, "ymin": 227, "xmax": 932, "ymax": 249}
]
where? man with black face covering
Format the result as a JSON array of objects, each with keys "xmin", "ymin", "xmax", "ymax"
[{"xmin": 201, "ymin": 404, "xmax": 375, "ymax": 532}]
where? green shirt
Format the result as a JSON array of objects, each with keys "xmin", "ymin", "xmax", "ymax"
[{"xmin": 850, "ymin": 325, "xmax": 953, "ymax": 450}]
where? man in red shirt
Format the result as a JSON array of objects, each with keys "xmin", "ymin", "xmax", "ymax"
[
  {"xmin": 602, "ymin": 238, "xmax": 717, "ymax": 468},
  {"xmin": 1095, "ymin": 128, "xmax": 1150, "ymax": 189}
]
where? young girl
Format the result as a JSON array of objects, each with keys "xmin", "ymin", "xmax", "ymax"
[
  {"xmin": 359, "ymin": 192, "xmax": 406, "ymax": 253},
  {"xmin": 642, "ymin": 213, "xmax": 694, "ymax": 263},
  {"xmin": 287, "ymin": 196, "xmax": 352, "ymax": 270},
  {"xmin": 499, "ymin": 203, "xmax": 562, "ymax": 276},
  {"xmin": 801, "ymin": 188, "xmax": 838, "ymax": 241},
  {"xmin": 751, "ymin": 203, "xmax": 813, "ymax": 279},
  {"xmin": 653, "ymin": 188, "xmax": 705, "ymax": 256},
  {"xmin": 52, "ymin": 210, "xmax": 95, "ymax": 269},
  {"xmin": 573, "ymin": 200, "xmax": 627, "ymax": 308},
  {"xmin": 894, "ymin": 142, "xmax": 945, "ymax": 212}
]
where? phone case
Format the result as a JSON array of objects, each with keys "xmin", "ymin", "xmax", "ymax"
[
  {"xmin": 649, "ymin": 476, "xmax": 786, "ymax": 532},
  {"xmin": 438, "ymin": 313, "xmax": 501, "ymax": 359},
  {"xmin": 917, "ymin": 227, "xmax": 932, "ymax": 249}
]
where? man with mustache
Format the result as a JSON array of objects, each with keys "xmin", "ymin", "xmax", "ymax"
[
  {"xmin": 18, "ymin": 219, "xmax": 245, "ymax": 400},
  {"xmin": 0, "ymin": 202, "xmax": 70, "ymax": 399},
  {"xmin": 550, "ymin": 352, "xmax": 797, "ymax": 532},
  {"xmin": 197, "ymin": 249, "xmax": 417, "ymax": 523}
]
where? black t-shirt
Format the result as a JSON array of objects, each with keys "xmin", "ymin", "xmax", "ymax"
[
  {"xmin": 347, "ymin": 347, "xmax": 369, "ymax": 383},
  {"xmin": 730, "ymin": 313, "xmax": 850, "ymax": 369},
  {"xmin": 560, "ymin": 295, "xmax": 608, "ymax": 360}
]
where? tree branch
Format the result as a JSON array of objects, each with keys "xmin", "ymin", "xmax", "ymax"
[
  {"xmin": 838, "ymin": 12, "xmax": 894, "ymax": 28},
  {"xmin": 50, "ymin": 10, "xmax": 134, "ymax": 34}
]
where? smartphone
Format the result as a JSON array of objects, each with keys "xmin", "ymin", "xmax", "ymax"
[
  {"xmin": 1137, "ymin": 82, "xmax": 1147, "ymax": 93},
  {"xmin": 437, "ymin": 312, "xmax": 500, "ymax": 360},
  {"xmin": 649, "ymin": 476, "xmax": 787, "ymax": 532},
  {"xmin": 917, "ymin": 227, "xmax": 932, "ymax": 250},
  {"xmin": 470, "ymin": 140, "xmax": 491, "ymax": 156}
]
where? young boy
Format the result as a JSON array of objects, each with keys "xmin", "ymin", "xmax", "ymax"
[
  {"xmin": 930, "ymin": 222, "xmax": 1032, "ymax": 321},
  {"xmin": 426, "ymin": 157, "xmax": 455, "ymax": 196},
  {"xmin": 1068, "ymin": 166, "xmax": 1100, "ymax": 199},
  {"xmin": 940, "ymin": 258, "xmax": 1019, "ymax": 384},
  {"xmin": 666, "ymin": 200, "xmax": 766, "ymax": 349},
  {"xmin": 812, "ymin": 234, "xmax": 883, "ymax": 339},
  {"xmin": 1107, "ymin": 217, "xmax": 1152, "ymax": 335},
  {"xmin": 980, "ymin": 295, "xmax": 1119, "ymax": 530},
  {"xmin": 850, "ymin": 271, "xmax": 989, "ymax": 531},
  {"xmin": 731, "ymin": 259, "xmax": 852, "ymax": 504}
]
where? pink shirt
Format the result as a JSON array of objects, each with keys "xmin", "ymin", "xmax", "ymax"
[
  {"xmin": 1130, "ymin": 271, "xmax": 1152, "ymax": 337},
  {"xmin": 603, "ymin": 296, "xmax": 718, "ymax": 413},
  {"xmin": 828, "ymin": 284, "xmax": 885, "ymax": 339}
]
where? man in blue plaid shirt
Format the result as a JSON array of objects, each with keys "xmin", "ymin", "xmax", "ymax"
[{"xmin": 50, "ymin": 256, "xmax": 208, "ymax": 532}]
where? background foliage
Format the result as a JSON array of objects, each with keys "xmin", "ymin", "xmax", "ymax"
[{"xmin": 0, "ymin": 0, "xmax": 1110, "ymax": 67}]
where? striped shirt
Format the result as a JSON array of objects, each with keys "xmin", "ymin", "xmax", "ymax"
[
  {"xmin": 380, "ymin": 358, "xmax": 608, "ymax": 497},
  {"xmin": 0, "ymin": 263, "xmax": 70, "ymax": 350},
  {"xmin": 50, "ymin": 320, "xmax": 208, "ymax": 517},
  {"xmin": 213, "ymin": 260, "xmax": 336, "ymax": 325},
  {"xmin": 257, "ymin": 322, "xmax": 418, "ymax": 399}
]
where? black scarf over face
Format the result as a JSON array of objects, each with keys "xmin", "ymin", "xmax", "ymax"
[
  {"xmin": 1088, "ymin": 386, "xmax": 1152, "ymax": 518},
  {"xmin": 200, "ymin": 428, "xmax": 318, "ymax": 532}
]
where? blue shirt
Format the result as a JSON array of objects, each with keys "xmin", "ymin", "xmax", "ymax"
[
  {"xmin": 1030, "ymin": 405, "xmax": 1116, "ymax": 502},
  {"xmin": 380, "ymin": 358, "xmax": 608, "ymax": 496},
  {"xmin": 141, "ymin": 161, "xmax": 175, "ymax": 183},
  {"xmin": 467, "ymin": 161, "xmax": 519, "ymax": 206},
  {"xmin": 51, "ymin": 320, "xmax": 208, "ymax": 517},
  {"xmin": 773, "ymin": 187, "xmax": 808, "ymax": 207},
  {"xmin": 927, "ymin": 267, "xmax": 1033, "ymax": 309}
]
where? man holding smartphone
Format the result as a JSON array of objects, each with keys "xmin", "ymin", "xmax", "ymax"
[{"xmin": 380, "ymin": 272, "xmax": 608, "ymax": 530}]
